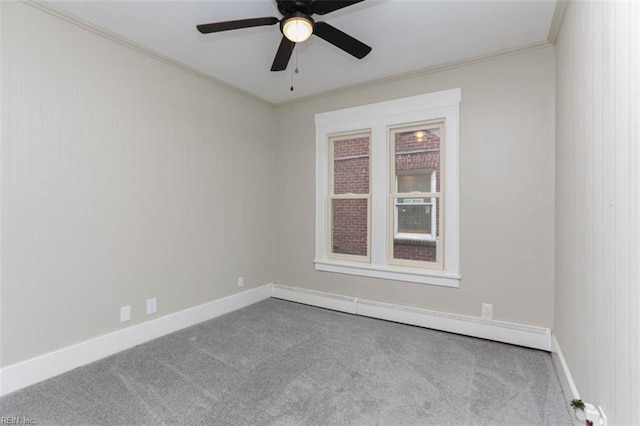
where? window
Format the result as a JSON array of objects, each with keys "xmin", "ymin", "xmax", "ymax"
[{"xmin": 315, "ymin": 89, "xmax": 461, "ymax": 287}]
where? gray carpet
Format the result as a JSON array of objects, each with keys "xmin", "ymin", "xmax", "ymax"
[{"xmin": 0, "ymin": 298, "xmax": 572, "ymax": 425}]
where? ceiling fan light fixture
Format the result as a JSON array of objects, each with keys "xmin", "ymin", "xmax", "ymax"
[
  {"xmin": 282, "ymin": 14, "xmax": 314, "ymax": 43},
  {"xmin": 197, "ymin": 0, "xmax": 371, "ymax": 73}
]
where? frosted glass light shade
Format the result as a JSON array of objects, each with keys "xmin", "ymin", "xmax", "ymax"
[{"xmin": 282, "ymin": 17, "xmax": 313, "ymax": 42}]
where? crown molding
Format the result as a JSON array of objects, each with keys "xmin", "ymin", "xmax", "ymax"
[
  {"xmin": 20, "ymin": 0, "xmax": 274, "ymax": 107},
  {"xmin": 548, "ymin": 0, "xmax": 569, "ymax": 44},
  {"xmin": 20, "ymin": 0, "xmax": 557, "ymax": 109},
  {"xmin": 273, "ymin": 41, "xmax": 553, "ymax": 108}
]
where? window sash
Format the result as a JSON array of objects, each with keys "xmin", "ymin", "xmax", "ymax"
[
  {"xmin": 393, "ymin": 195, "xmax": 438, "ymax": 240},
  {"xmin": 328, "ymin": 133, "xmax": 371, "ymax": 262},
  {"xmin": 393, "ymin": 169, "xmax": 438, "ymax": 240},
  {"xmin": 389, "ymin": 122, "xmax": 444, "ymax": 269}
]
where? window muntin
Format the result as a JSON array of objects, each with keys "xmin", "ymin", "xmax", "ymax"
[
  {"xmin": 390, "ymin": 123, "xmax": 443, "ymax": 268},
  {"xmin": 328, "ymin": 133, "xmax": 370, "ymax": 261}
]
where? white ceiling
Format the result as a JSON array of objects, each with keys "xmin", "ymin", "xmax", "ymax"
[{"xmin": 45, "ymin": 0, "xmax": 557, "ymax": 104}]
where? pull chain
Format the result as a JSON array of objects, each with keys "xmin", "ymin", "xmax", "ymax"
[{"xmin": 290, "ymin": 49, "xmax": 300, "ymax": 91}]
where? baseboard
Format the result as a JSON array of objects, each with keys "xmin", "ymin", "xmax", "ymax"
[
  {"xmin": 551, "ymin": 334, "xmax": 580, "ymax": 402},
  {"xmin": 271, "ymin": 284, "xmax": 551, "ymax": 351},
  {"xmin": 0, "ymin": 284, "xmax": 272, "ymax": 397},
  {"xmin": 271, "ymin": 284, "xmax": 357, "ymax": 313}
]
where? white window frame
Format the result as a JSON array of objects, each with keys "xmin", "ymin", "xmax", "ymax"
[{"xmin": 315, "ymin": 89, "xmax": 461, "ymax": 288}]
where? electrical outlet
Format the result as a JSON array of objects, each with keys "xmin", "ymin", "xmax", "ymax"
[
  {"xmin": 146, "ymin": 297, "xmax": 157, "ymax": 315},
  {"xmin": 120, "ymin": 305, "xmax": 131, "ymax": 322},
  {"xmin": 481, "ymin": 303, "xmax": 493, "ymax": 320},
  {"xmin": 238, "ymin": 276, "xmax": 244, "ymax": 288}
]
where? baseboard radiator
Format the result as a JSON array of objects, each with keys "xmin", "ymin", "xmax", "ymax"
[{"xmin": 270, "ymin": 283, "xmax": 551, "ymax": 351}]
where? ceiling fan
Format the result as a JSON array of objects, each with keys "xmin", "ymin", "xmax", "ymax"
[{"xmin": 197, "ymin": 0, "xmax": 372, "ymax": 72}]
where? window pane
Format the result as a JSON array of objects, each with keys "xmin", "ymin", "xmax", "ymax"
[
  {"xmin": 331, "ymin": 198, "xmax": 368, "ymax": 256},
  {"xmin": 333, "ymin": 135, "xmax": 370, "ymax": 194},
  {"xmin": 393, "ymin": 196, "xmax": 439, "ymax": 263},
  {"xmin": 393, "ymin": 238, "xmax": 438, "ymax": 263},
  {"xmin": 397, "ymin": 200, "xmax": 432, "ymax": 234},
  {"xmin": 397, "ymin": 172, "xmax": 431, "ymax": 193},
  {"xmin": 395, "ymin": 128, "xmax": 440, "ymax": 193}
]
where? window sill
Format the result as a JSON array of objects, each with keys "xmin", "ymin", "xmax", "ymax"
[{"xmin": 314, "ymin": 259, "xmax": 460, "ymax": 288}]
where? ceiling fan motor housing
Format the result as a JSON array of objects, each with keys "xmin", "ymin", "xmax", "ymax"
[{"xmin": 277, "ymin": 0, "xmax": 314, "ymax": 16}]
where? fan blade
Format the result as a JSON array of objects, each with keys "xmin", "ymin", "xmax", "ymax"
[
  {"xmin": 271, "ymin": 37, "xmax": 296, "ymax": 71},
  {"xmin": 313, "ymin": 22, "xmax": 371, "ymax": 59},
  {"xmin": 311, "ymin": 0, "xmax": 364, "ymax": 15},
  {"xmin": 197, "ymin": 17, "xmax": 279, "ymax": 34}
]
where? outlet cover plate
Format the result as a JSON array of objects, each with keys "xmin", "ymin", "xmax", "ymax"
[
  {"xmin": 120, "ymin": 305, "xmax": 131, "ymax": 322},
  {"xmin": 146, "ymin": 297, "xmax": 157, "ymax": 315},
  {"xmin": 481, "ymin": 303, "xmax": 493, "ymax": 320}
]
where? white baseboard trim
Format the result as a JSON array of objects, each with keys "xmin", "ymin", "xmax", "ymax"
[
  {"xmin": 271, "ymin": 284, "xmax": 551, "ymax": 351},
  {"xmin": 551, "ymin": 334, "xmax": 580, "ymax": 402},
  {"xmin": 0, "ymin": 284, "xmax": 272, "ymax": 397},
  {"xmin": 271, "ymin": 284, "xmax": 357, "ymax": 314}
]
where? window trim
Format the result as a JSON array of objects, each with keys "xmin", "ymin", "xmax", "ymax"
[{"xmin": 315, "ymin": 89, "xmax": 461, "ymax": 287}]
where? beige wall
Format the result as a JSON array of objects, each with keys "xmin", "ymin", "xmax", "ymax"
[
  {"xmin": 0, "ymin": 2, "xmax": 276, "ymax": 367},
  {"xmin": 274, "ymin": 47, "xmax": 556, "ymax": 327},
  {"xmin": 555, "ymin": 1, "xmax": 640, "ymax": 424},
  {"xmin": 3, "ymin": 2, "xmax": 638, "ymax": 420}
]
